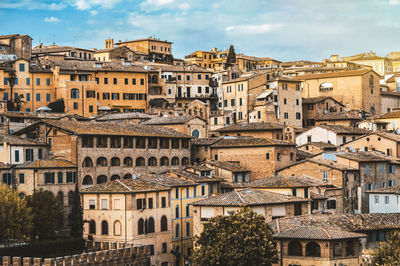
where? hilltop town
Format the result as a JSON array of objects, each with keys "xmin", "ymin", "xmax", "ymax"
[{"xmin": 2, "ymin": 33, "xmax": 400, "ymax": 265}]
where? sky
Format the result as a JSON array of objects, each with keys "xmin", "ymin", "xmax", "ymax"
[{"xmin": 0, "ymin": 0, "xmax": 399, "ymax": 62}]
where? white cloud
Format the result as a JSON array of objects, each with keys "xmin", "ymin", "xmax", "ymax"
[
  {"xmin": 48, "ymin": 3, "xmax": 67, "ymax": 10},
  {"xmin": 44, "ymin": 16, "xmax": 60, "ymax": 23},
  {"xmin": 68, "ymin": 0, "xmax": 122, "ymax": 10},
  {"xmin": 225, "ymin": 24, "xmax": 283, "ymax": 34},
  {"xmin": 389, "ymin": 0, "xmax": 400, "ymax": 5},
  {"xmin": 90, "ymin": 10, "xmax": 98, "ymax": 16},
  {"xmin": 0, "ymin": 0, "xmax": 66, "ymax": 10},
  {"xmin": 140, "ymin": 0, "xmax": 192, "ymax": 12}
]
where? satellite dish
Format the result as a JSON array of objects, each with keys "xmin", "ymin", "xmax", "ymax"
[{"xmin": 132, "ymin": 174, "xmax": 137, "ymax": 179}]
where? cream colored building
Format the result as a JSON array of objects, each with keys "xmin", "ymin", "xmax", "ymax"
[
  {"xmin": 341, "ymin": 52, "xmax": 392, "ymax": 76},
  {"xmin": 81, "ymin": 178, "xmax": 174, "ymax": 265}
]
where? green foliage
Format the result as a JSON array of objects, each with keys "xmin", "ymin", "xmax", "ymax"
[
  {"xmin": 13, "ymin": 94, "xmax": 26, "ymax": 111},
  {"xmin": 6, "ymin": 100, "xmax": 15, "ymax": 112},
  {"xmin": 372, "ymin": 231, "xmax": 400, "ymax": 265},
  {"xmin": 226, "ymin": 45, "xmax": 236, "ymax": 66},
  {"xmin": 0, "ymin": 238, "xmax": 85, "ymax": 258},
  {"xmin": 0, "ymin": 185, "xmax": 32, "ymax": 243},
  {"xmin": 70, "ymin": 183, "xmax": 83, "ymax": 238},
  {"xmin": 47, "ymin": 98, "xmax": 65, "ymax": 113},
  {"xmin": 192, "ymin": 207, "xmax": 278, "ymax": 266},
  {"xmin": 26, "ymin": 189, "xmax": 64, "ymax": 240},
  {"xmin": 7, "ymin": 69, "xmax": 17, "ymax": 101}
]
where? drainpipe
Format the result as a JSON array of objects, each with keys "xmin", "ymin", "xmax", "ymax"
[{"xmin": 125, "ymin": 193, "xmax": 127, "ymax": 243}]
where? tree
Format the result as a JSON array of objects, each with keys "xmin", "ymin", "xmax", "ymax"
[
  {"xmin": 225, "ymin": 44, "xmax": 236, "ymax": 67},
  {"xmin": 70, "ymin": 183, "xmax": 83, "ymax": 238},
  {"xmin": 13, "ymin": 94, "xmax": 26, "ymax": 111},
  {"xmin": 0, "ymin": 185, "xmax": 32, "ymax": 244},
  {"xmin": 372, "ymin": 231, "xmax": 400, "ymax": 265},
  {"xmin": 6, "ymin": 69, "xmax": 17, "ymax": 111},
  {"xmin": 47, "ymin": 99, "xmax": 65, "ymax": 113},
  {"xmin": 192, "ymin": 207, "xmax": 278, "ymax": 266},
  {"xmin": 26, "ymin": 189, "xmax": 64, "ymax": 239}
]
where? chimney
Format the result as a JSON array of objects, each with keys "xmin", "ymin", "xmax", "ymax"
[{"xmin": 105, "ymin": 39, "xmax": 114, "ymax": 49}]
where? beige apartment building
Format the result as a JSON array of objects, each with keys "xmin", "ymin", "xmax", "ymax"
[
  {"xmin": 341, "ymin": 52, "xmax": 392, "ymax": 76},
  {"xmin": 81, "ymin": 178, "xmax": 173, "ymax": 266},
  {"xmin": 342, "ymin": 132, "xmax": 400, "ymax": 157},
  {"xmin": 298, "ymin": 69, "xmax": 381, "ymax": 115}
]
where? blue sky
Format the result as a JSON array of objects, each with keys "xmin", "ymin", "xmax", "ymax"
[{"xmin": 1, "ymin": 0, "xmax": 399, "ymax": 61}]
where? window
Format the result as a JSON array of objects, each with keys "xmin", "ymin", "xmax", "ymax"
[
  {"xmin": 148, "ymin": 198, "xmax": 153, "ymax": 209},
  {"xmin": 161, "ymin": 216, "xmax": 168, "ymax": 231},
  {"xmin": 25, "ymin": 149, "xmax": 33, "ymax": 162},
  {"xmin": 322, "ymin": 171, "xmax": 328, "ymax": 182},
  {"xmin": 385, "ymin": 196, "xmax": 390, "ymax": 204},
  {"xmin": 284, "ymin": 98, "xmax": 287, "ymax": 104},
  {"xmin": 162, "ymin": 243, "xmax": 167, "ymax": 253},
  {"xmin": 277, "ymin": 153, "xmax": 281, "ymax": 161},
  {"xmin": 58, "ymin": 172, "xmax": 63, "ymax": 183},
  {"xmin": 124, "ymin": 78, "xmax": 128, "ymax": 85},
  {"xmin": 239, "ymin": 98, "xmax": 243, "ymax": 106},
  {"xmin": 147, "ymin": 217, "xmax": 155, "ymax": 233},
  {"xmin": 15, "ymin": 150, "xmax": 19, "ymax": 162},
  {"xmin": 186, "ymin": 205, "xmax": 190, "ymax": 216},
  {"xmin": 375, "ymin": 195, "xmax": 379, "ymax": 204},
  {"xmin": 89, "ymin": 220, "xmax": 96, "ymax": 234},
  {"xmin": 38, "ymin": 148, "xmax": 42, "ymax": 159},
  {"xmin": 306, "ymin": 241, "xmax": 321, "ymax": 257},
  {"xmin": 186, "ymin": 75, "xmax": 190, "ymax": 81},
  {"xmin": 36, "ymin": 93, "xmax": 40, "ymax": 102},
  {"xmin": 101, "ymin": 199, "xmax": 108, "ymax": 210},
  {"xmin": 26, "ymin": 78, "xmax": 30, "ymax": 85},
  {"xmin": 284, "ymin": 112, "xmax": 288, "ymax": 119},
  {"xmin": 46, "ymin": 93, "xmax": 51, "ymax": 102},
  {"xmin": 266, "ymin": 153, "xmax": 270, "ymax": 160},
  {"xmin": 137, "ymin": 198, "xmax": 145, "ymax": 210},
  {"xmin": 19, "ymin": 63, "xmax": 25, "ymax": 72},
  {"xmin": 89, "ymin": 105, "xmax": 93, "ymax": 113},
  {"xmin": 19, "ymin": 173, "xmax": 24, "ymax": 184},
  {"xmin": 201, "ymin": 185, "xmax": 205, "ymax": 196},
  {"xmin": 288, "ymin": 241, "xmax": 302, "ymax": 256},
  {"xmin": 104, "ymin": 77, "xmax": 108, "ymax": 84},
  {"xmin": 161, "ymin": 197, "xmax": 167, "ymax": 208},
  {"xmin": 89, "ymin": 199, "xmax": 96, "ymax": 209},
  {"xmin": 327, "ymin": 200, "xmax": 336, "ymax": 209},
  {"xmin": 132, "ymin": 78, "xmax": 136, "ymax": 85},
  {"xmin": 175, "ymin": 205, "xmax": 180, "ymax": 218},
  {"xmin": 138, "ymin": 219, "xmax": 144, "ymax": 235},
  {"xmin": 186, "ymin": 222, "xmax": 190, "ymax": 236},
  {"xmin": 140, "ymin": 78, "xmax": 144, "ymax": 85},
  {"xmin": 365, "ymin": 165, "xmax": 370, "ymax": 175},
  {"xmin": 296, "ymin": 112, "xmax": 301, "ymax": 120},
  {"xmin": 3, "ymin": 93, "xmax": 8, "ymax": 101},
  {"xmin": 46, "ymin": 78, "xmax": 50, "ymax": 86},
  {"xmin": 111, "ymin": 93, "xmax": 120, "ymax": 100},
  {"xmin": 113, "ymin": 78, "xmax": 117, "ymax": 84},
  {"xmin": 175, "ymin": 223, "xmax": 180, "ymax": 238},
  {"xmin": 101, "ymin": 221, "xmax": 108, "ymax": 235},
  {"xmin": 36, "ymin": 78, "xmax": 40, "ymax": 85}
]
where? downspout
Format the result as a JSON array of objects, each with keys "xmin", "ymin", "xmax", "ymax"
[
  {"xmin": 125, "ymin": 193, "xmax": 127, "ymax": 243},
  {"xmin": 180, "ymin": 187, "xmax": 183, "ymax": 266}
]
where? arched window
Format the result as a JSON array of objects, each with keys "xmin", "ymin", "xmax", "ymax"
[
  {"xmin": 160, "ymin": 157, "xmax": 169, "ymax": 166},
  {"xmin": 89, "ymin": 220, "xmax": 96, "ymax": 234},
  {"xmin": 68, "ymin": 191, "xmax": 74, "ymax": 206},
  {"xmin": 136, "ymin": 157, "xmax": 145, "ymax": 166},
  {"xmin": 182, "ymin": 157, "xmax": 189, "ymax": 166},
  {"xmin": 97, "ymin": 175, "xmax": 107, "ymax": 184},
  {"xmin": 82, "ymin": 157, "xmax": 93, "ymax": 167},
  {"xmin": 152, "ymin": 75, "xmax": 158, "ymax": 83},
  {"xmin": 161, "ymin": 216, "xmax": 168, "ymax": 231},
  {"xmin": 175, "ymin": 223, "xmax": 180, "ymax": 238},
  {"xmin": 147, "ymin": 217, "xmax": 155, "ymax": 233},
  {"xmin": 114, "ymin": 220, "xmax": 122, "ymax": 236},
  {"xmin": 82, "ymin": 175, "xmax": 93, "ymax": 186},
  {"xmin": 123, "ymin": 157, "xmax": 133, "ymax": 167},
  {"xmin": 111, "ymin": 175, "xmax": 120, "ymax": 181},
  {"xmin": 71, "ymin": 88, "xmax": 79, "ymax": 99},
  {"xmin": 57, "ymin": 191, "xmax": 63, "ymax": 206},
  {"xmin": 172, "ymin": 157, "xmax": 179, "ymax": 166},
  {"xmin": 101, "ymin": 221, "xmax": 108, "ymax": 235},
  {"xmin": 288, "ymin": 241, "xmax": 302, "ymax": 256},
  {"xmin": 319, "ymin": 82, "xmax": 333, "ymax": 92},
  {"xmin": 138, "ymin": 218, "xmax": 144, "ymax": 235},
  {"xmin": 192, "ymin": 129, "xmax": 200, "ymax": 138},
  {"xmin": 306, "ymin": 241, "xmax": 321, "ymax": 257},
  {"xmin": 111, "ymin": 157, "xmax": 120, "ymax": 166},
  {"xmin": 96, "ymin": 157, "xmax": 107, "ymax": 167},
  {"xmin": 175, "ymin": 205, "xmax": 180, "ymax": 218},
  {"xmin": 148, "ymin": 157, "xmax": 157, "ymax": 166},
  {"xmin": 123, "ymin": 174, "xmax": 132, "ymax": 179}
]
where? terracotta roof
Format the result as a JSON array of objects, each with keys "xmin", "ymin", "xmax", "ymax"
[
  {"xmin": 378, "ymin": 110, "xmax": 400, "ymax": 119},
  {"xmin": 43, "ymin": 60, "xmax": 152, "ymax": 73},
  {"xmin": 310, "ymin": 192, "xmax": 327, "ymax": 200},
  {"xmin": 0, "ymin": 34, "xmax": 30, "ymax": 40},
  {"xmin": 215, "ymin": 122, "xmax": 284, "ymax": 132},
  {"xmin": 115, "ymin": 37, "xmax": 173, "ymax": 44},
  {"xmin": 33, "ymin": 45, "xmax": 94, "ymax": 53},
  {"xmin": 81, "ymin": 178, "xmax": 170, "ymax": 193},
  {"xmin": 274, "ymin": 226, "xmax": 365, "ymax": 240},
  {"xmin": 367, "ymin": 185, "xmax": 400, "ymax": 194},
  {"xmin": 191, "ymin": 189, "xmax": 309, "ymax": 206},
  {"xmin": 344, "ymin": 132, "xmax": 400, "ymax": 145},
  {"xmin": 211, "ymin": 136, "xmax": 294, "ymax": 148},
  {"xmin": 166, "ymin": 169, "xmax": 221, "ymax": 183},
  {"xmin": 298, "ymin": 142, "xmax": 337, "ymax": 149},
  {"xmin": 295, "ymin": 69, "xmax": 373, "ymax": 80},
  {"xmin": 15, "ymin": 120, "xmax": 191, "ymax": 138},
  {"xmin": 0, "ymin": 134, "xmax": 47, "ymax": 146},
  {"xmin": 315, "ymin": 111, "xmax": 360, "ymax": 121},
  {"xmin": 249, "ymin": 175, "xmax": 326, "ymax": 188},
  {"xmin": 316, "ymin": 124, "xmax": 369, "ymax": 134},
  {"xmin": 191, "ymin": 137, "xmax": 223, "ymax": 145},
  {"xmin": 138, "ymin": 174, "xmax": 195, "ymax": 187},
  {"xmin": 336, "ymin": 152, "xmax": 398, "ymax": 163},
  {"xmin": 296, "ymin": 150, "xmax": 316, "ymax": 160},
  {"xmin": 276, "ymin": 158, "xmax": 358, "ymax": 173},
  {"xmin": 302, "ymin": 96, "xmax": 343, "ymax": 105},
  {"xmin": 381, "ymin": 91, "xmax": 400, "ymax": 97},
  {"xmin": 16, "ymin": 159, "xmax": 76, "ymax": 169},
  {"xmin": 222, "ymin": 72, "xmax": 266, "ymax": 84},
  {"xmin": 133, "ymin": 62, "xmax": 212, "ymax": 73},
  {"xmin": 204, "ymin": 160, "xmax": 249, "ymax": 172},
  {"xmin": 142, "ymin": 115, "xmax": 204, "ymax": 125},
  {"xmin": 270, "ymin": 213, "xmax": 400, "ymax": 233},
  {"xmin": 96, "ymin": 112, "xmax": 156, "ymax": 121},
  {"xmin": 347, "ymin": 53, "xmax": 386, "ymax": 61}
]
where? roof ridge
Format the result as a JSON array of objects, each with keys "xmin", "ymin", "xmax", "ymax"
[
  {"xmin": 321, "ymin": 226, "xmax": 332, "ymax": 239},
  {"xmin": 116, "ymin": 179, "xmax": 133, "ymax": 192},
  {"xmin": 235, "ymin": 191, "xmax": 246, "ymax": 204}
]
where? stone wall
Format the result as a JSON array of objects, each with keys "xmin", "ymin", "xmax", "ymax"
[{"xmin": 1, "ymin": 242, "xmax": 150, "ymax": 266}]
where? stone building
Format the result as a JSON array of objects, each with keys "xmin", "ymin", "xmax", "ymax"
[
  {"xmin": 367, "ymin": 185, "xmax": 400, "ymax": 213},
  {"xmin": 93, "ymin": 46, "xmax": 136, "ymax": 62},
  {"xmin": 14, "ymin": 120, "xmax": 191, "ymax": 187},
  {"xmin": 276, "ymin": 158, "xmax": 360, "ymax": 214},
  {"xmin": 142, "ymin": 115, "xmax": 207, "ymax": 139},
  {"xmin": 32, "ymin": 44, "xmax": 95, "ymax": 61},
  {"xmin": 81, "ymin": 178, "xmax": 174, "ymax": 265},
  {"xmin": 297, "ymin": 141, "xmax": 337, "ymax": 154},
  {"xmin": 297, "ymin": 69, "xmax": 381, "ymax": 115},
  {"xmin": 190, "ymin": 189, "xmax": 310, "ymax": 237},
  {"xmin": 208, "ymin": 137, "xmax": 296, "ymax": 180},
  {"xmin": 302, "ymin": 96, "xmax": 347, "ymax": 127},
  {"xmin": 0, "ymin": 34, "xmax": 32, "ymax": 60}
]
